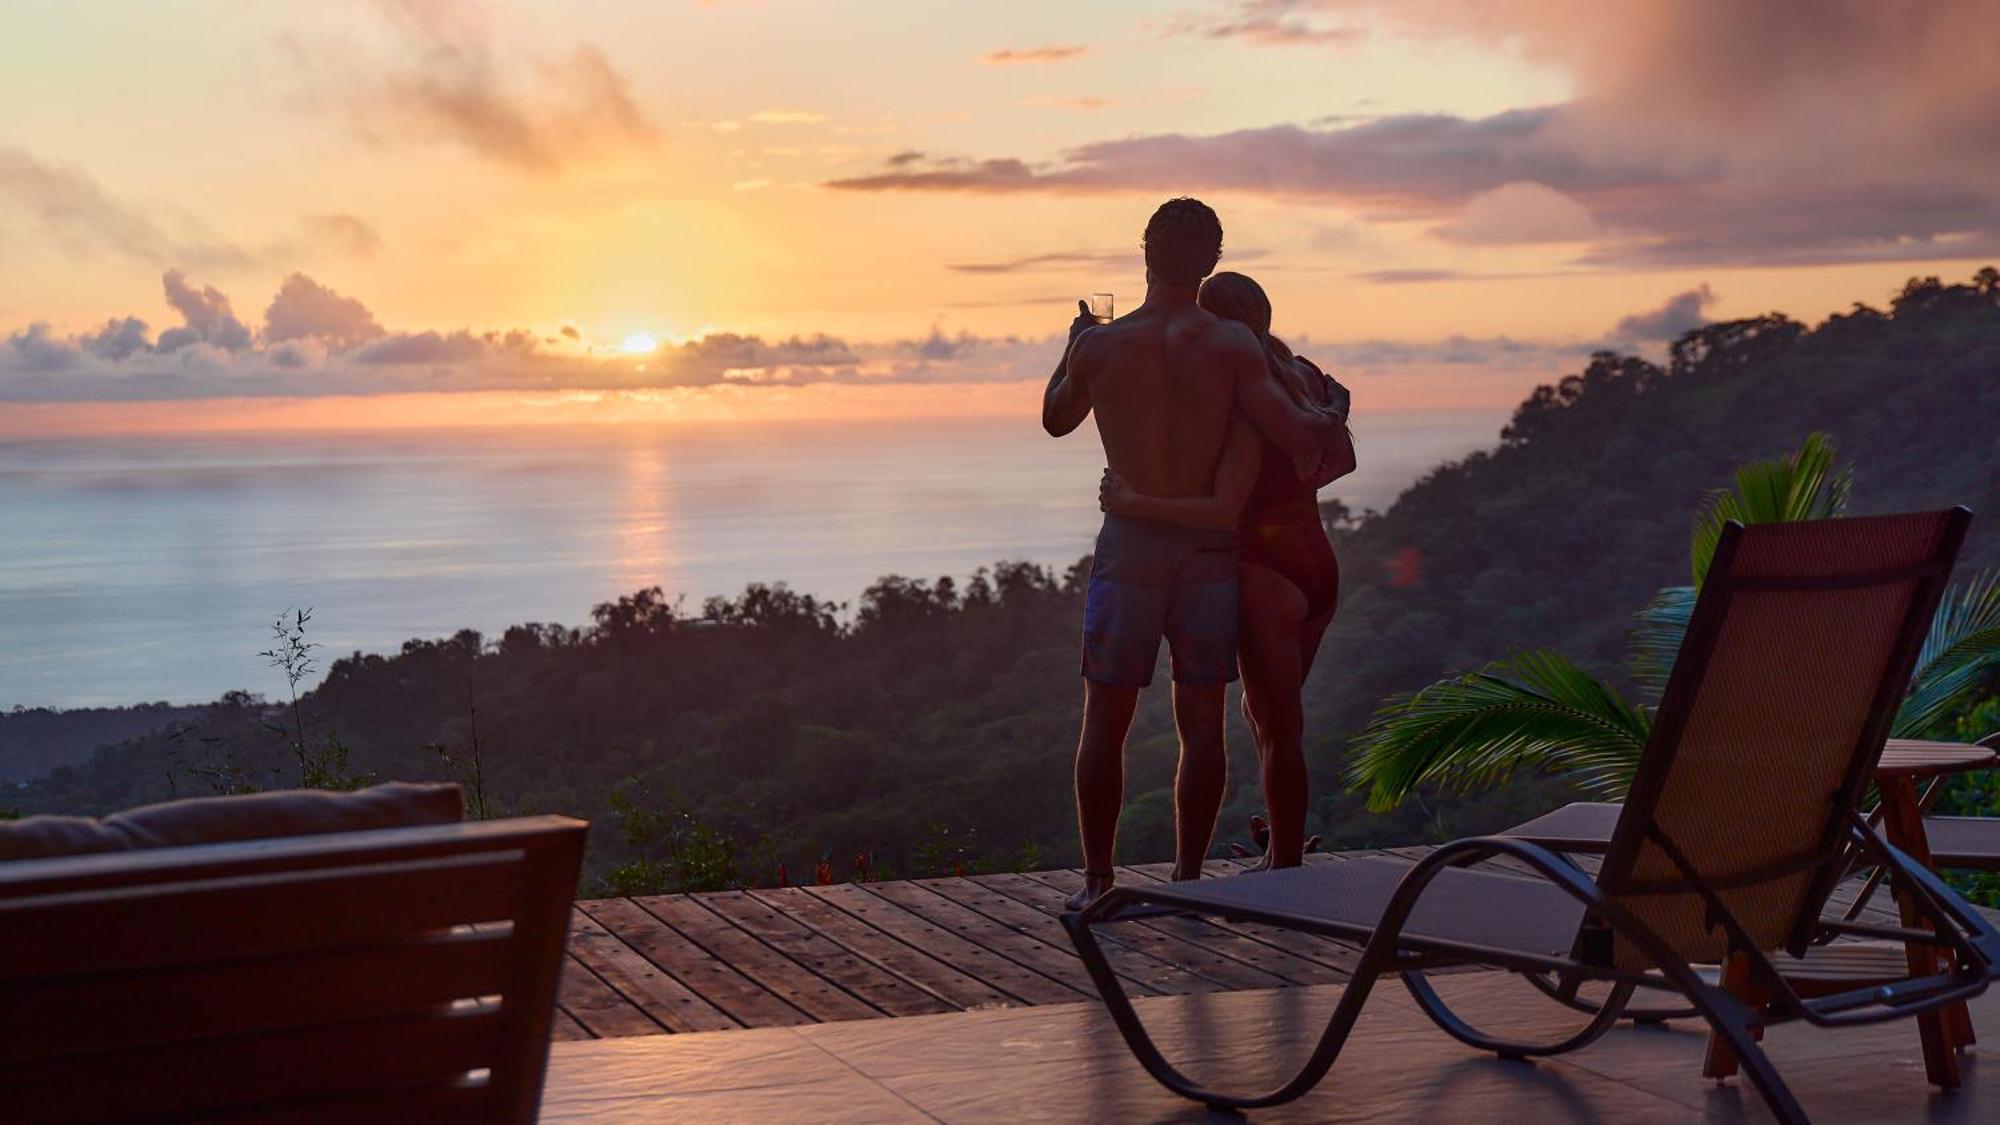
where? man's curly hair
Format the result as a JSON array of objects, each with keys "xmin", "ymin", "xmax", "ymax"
[{"xmin": 1142, "ymin": 198, "xmax": 1223, "ymax": 287}]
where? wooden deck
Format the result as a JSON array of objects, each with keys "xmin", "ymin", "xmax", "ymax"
[{"xmin": 550, "ymin": 845, "xmax": 1913, "ymax": 1041}]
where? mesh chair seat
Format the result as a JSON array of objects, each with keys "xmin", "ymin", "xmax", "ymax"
[
  {"xmin": 1925, "ymin": 817, "xmax": 2000, "ymax": 869},
  {"xmin": 1135, "ymin": 858, "xmax": 1588, "ymax": 962},
  {"xmin": 1510, "ymin": 802, "xmax": 2000, "ymax": 870},
  {"xmin": 1503, "ymin": 802, "xmax": 1620, "ymax": 853}
]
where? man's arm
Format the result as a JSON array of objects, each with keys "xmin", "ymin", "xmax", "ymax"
[
  {"xmin": 1042, "ymin": 301, "xmax": 1100, "ymax": 437},
  {"xmin": 1225, "ymin": 327, "xmax": 1334, "ymax": 476}
]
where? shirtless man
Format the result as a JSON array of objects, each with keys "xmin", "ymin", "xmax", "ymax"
[{"xmin": 1043, "ymin": 198, "xmax": 1334, "ymax": 909}]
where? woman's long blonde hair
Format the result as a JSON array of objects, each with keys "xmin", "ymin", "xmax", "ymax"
[{"xmin": 1198, "ymin": 271, "xmax": 1319, "ymax": 406}]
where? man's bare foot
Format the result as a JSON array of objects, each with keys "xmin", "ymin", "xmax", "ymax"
[{"xmin": 1065, "ymin": 869, "xmax": 1116, "ymax": 912}]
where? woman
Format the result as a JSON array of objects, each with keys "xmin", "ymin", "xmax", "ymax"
[{"xmin": 1098, "ymin": 271, "xmax": 1351, "ymax": 870}]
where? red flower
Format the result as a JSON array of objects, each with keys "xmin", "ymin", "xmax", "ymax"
[{"xmin": 1387, "ymin": 546, "xmax": 1424, "ymax": 589}]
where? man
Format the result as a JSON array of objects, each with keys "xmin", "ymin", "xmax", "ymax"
[{"xmin": 1043, "ymin": 198, "xmax": 1335, "ymax": 909}]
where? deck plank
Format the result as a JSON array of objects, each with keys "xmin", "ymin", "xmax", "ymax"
[
  {"xmin": 577, "ymin": 899, "xmax": 794, "ymax": 1030},
  {"xmin": 806, "ymin": 883, "xmax": 1088, "ymax": 1007},
  {"xmin": 865, "ymin": 878, "xmax": 1106, "ymax": 998},
  {"xmin": 566, "ymin": 908, "xmax": 738, "ymax": 1034},
  {"xmin": 548, "ymin": 1005, "xmax": 592, "ymax": 1041},
  {"xmin": 972, "ymin": 872, "xmax": 1283, "ymax": 991},
  {"xmin": 701, "ymin": 890, "xmax": 954, "ymax": 1019},
  {"xmin": 918, "ymin": 875, "xmax": 1217, "ymax": 997},
  {"xmin": 746, "ymin": 886, "xmax": 1016, "ymax": 1012},
  {"xmin": 556, "ymin": 954, "xmax": 663, "ymax": 1039},
  {"xmin": 1021, "ymin": 867, "xmax": 1329, "ymax": 987},
  {"xmin": 632, "ymin": 894, "xmax": 881, "ymax": 1025}
]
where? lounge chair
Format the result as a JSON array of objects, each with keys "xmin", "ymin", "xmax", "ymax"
[
  {"xmin": 1064, "ymin": 509, "xmax": 1997, "ymax": 1123},
  {"xmin": 0, "ymin": 816, "xmax": 586, "ymax": 1122}
]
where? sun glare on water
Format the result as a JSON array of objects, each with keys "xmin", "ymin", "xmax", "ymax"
[{"xmin": 621, "ymin": 333, "xmax": 658, "ymax": 355}]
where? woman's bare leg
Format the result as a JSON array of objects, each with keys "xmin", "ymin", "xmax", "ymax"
[{"xmin": 1237, "ymin": 562, "xmax": 1311, "ymax": 870}]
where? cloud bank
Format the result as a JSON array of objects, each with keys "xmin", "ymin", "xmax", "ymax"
[
  {"xmin": 0, "ymin": 269, "xmax": 1057, "ymax": 403},
  {"xmin": 0, "ymin": 267, "xmax": 1675, "ymax": 404}
]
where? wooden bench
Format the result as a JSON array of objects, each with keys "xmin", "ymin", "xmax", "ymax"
[{"xmin": 0, "ymin": 816, "xmax": 585, "ymax": 1123}]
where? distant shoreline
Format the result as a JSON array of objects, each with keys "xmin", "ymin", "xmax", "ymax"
[{"xmin": 0, "ymin": 409, "xmax": 1506, "ymax": 708}]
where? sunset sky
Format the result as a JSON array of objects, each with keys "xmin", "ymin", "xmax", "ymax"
[{"xmin": 4, "ymin": 0, "xmax": 1997, "ymax": 433}]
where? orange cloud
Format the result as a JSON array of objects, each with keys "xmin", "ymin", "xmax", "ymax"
[
  {"xmin": 298, "ymin": 0, "xmax": 655, "ymax": 173},
  {"xmin": 982, "ymin": 45, "xmax": 1088, "ymax": 65}
]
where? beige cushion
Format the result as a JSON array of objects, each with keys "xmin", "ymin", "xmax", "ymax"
[{"xmin": 0, "ymin": 782, "xmax": 464, "ymax": 862}]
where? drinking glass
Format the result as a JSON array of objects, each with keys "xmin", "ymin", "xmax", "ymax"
[{"xmin": 1088, "ymin": 293, "xmax": 1114, "ymax": 324}]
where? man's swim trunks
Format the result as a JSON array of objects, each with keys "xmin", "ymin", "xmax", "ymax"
[{"xmin": 1081, "ymin": 514, "xmax": 1239, "ymax": 687}]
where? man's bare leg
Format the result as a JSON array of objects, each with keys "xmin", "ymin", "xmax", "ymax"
[
  {"xmin": 1069, "ymin": 679, "xmax": 1140, "ymax": 911},
  {"xmin": 1170, "ymin": 681, "xmax": 1228, "ymax": 881}
]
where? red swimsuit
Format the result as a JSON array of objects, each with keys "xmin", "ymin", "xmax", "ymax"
[{"xmin": 1238, "ymin": 443, "xmax": 1340, "ymax": 619}]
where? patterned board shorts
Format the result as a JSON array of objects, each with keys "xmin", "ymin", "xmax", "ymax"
[{"xmin": 1081, "ymin": 514, "xmax": 1239, "ymax": 687}]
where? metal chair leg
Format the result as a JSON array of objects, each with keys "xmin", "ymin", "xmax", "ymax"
[
  {"xmin": 1402, "ymin": 970, "xmax": 1632, "ymax": 1058},
  {"xmin": 1518, "ymin": 967, "xmax": 1698, "ymax": 1023},
  {"xmin": 1061, "ymin": 909, "xmax": 1386, "ymax": 1111}
]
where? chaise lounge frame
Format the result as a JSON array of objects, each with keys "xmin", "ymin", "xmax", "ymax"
[{"xmin": 1064, "ymin": 508, "xmax": 1997, "ymax": 1124}]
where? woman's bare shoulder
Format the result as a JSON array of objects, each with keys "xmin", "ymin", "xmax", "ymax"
[{"xmin": 1192, "ymin": 315, "xmax": 1264, "ymax": 361}]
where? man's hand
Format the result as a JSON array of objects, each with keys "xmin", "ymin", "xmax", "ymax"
[{"xmin": 1068, "ymin": 299, "xmax": 1099, "ymax": 341}]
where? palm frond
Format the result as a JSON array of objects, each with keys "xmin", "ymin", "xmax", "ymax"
[
  {"xmin": 1628, "ymin": 585, "xmax": 1696, "ymax": 701},
  {"xmin": 1895, "ymin": 570, "xmax": 2000, "ymax": 736},
  {"xmin": 1690, "ymin": 432, "xmax": 1850, "ymax": 586},
  {"xmin": 1347, "ymin": 650, "xmax": 1653, "ymax": 812}
]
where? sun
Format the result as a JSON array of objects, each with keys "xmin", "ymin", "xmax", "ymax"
[{"xmin": 621, "ymin": 333, "xmax": 658, "ymax": 355}]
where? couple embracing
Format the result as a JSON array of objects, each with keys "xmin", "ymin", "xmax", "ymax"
[{"xmin": 1043, "ymin": 198, "xmax": 1354, "ymax": 911}]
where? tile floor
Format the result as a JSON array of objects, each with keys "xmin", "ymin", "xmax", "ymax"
[{"xmin": 543, "ymin": 969, "xmax": 1996, "ymax": 1122}]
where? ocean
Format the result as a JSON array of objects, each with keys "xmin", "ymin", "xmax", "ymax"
[{"xmin": 0, "ymin": 409, "xmax": 1501, "ymax": 707}]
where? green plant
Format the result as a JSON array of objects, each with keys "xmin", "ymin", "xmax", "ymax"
[
  {"xmin": 1350, "ymin": 434, "xmax": 2000, "ymax": 811},
  {"xmin": 1350, "ymin": 649, "xmax": 1651, "ymax": 808},
  {"xmin": 259, "ymin": 609, "xmax": 372, "ymax": 791},
  {"xmin": 260, "ymin": 609, "xmax": 318, "ymax": 768},
  {"xmin": 1938, "ymin": 700, "xmax": 2000, "ymax": 906},
  {"xmin": 184, "ymin": 751, "xmax": 261, "ymax": 796},
  {"xmin": 1009, "ymin": 838, "xmax": 1044, "ymax": 873},
  {"xmin": 426, "ymin": 678, "xmax": 497, "ymax": 819},
  {"xmin": 596, "ymin": 779, "xmax": 744, "ymax": 896},
  {"xmin": 910, "ymin": 821, "xmax": 978, "ymax": 877}
]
